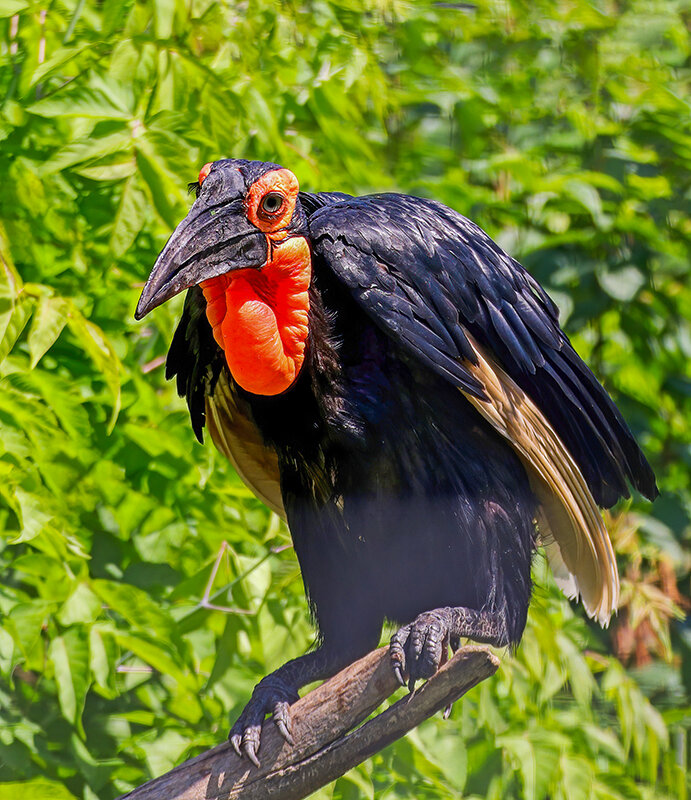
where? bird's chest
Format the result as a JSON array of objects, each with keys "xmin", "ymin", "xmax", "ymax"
[{"xmin": 236, "ymin": 282, "xmax": 404, "ymax": 494}]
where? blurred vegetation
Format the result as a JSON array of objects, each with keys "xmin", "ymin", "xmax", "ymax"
[{"xmin": 0, "ymin": 0, "xmax": 689, "ymax": 797}]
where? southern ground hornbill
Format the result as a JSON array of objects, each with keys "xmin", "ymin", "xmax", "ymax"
[{"xmin": 136, "ymin": 159, "xmax": 657, "ymax": 764}]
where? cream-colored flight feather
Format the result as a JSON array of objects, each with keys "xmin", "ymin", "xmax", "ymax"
[
  {"xmin": 205, "ymin": 372, "xmax": 286, "ymax": 519},
  {"xmin": 461, "ymin": 335, "xmax": 619, "ymax": 626}
]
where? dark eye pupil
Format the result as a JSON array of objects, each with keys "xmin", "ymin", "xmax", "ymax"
[{"xmin": 263, "ymin": 193, "xmax": 283, "ymax": 213}]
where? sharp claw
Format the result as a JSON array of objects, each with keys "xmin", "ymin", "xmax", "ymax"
[
  {"xmin": 408, "ymin": 675, "xmax": 417, "ymax": 694},
  {"xmin": 230, "ymin": 733, "xmax": 242, "ymax": 757},
  {"xmin": 243, "ymin": 739, "xmax": 261, "ymax": 768},
  {"xmin": 393, "ymin": 665, "xmax": 406, "ymax": 687},
  {"xmin": 276, "ymin": 717, "xmax": 294, "ymax": 746},
  {"xmin": 443, "ymin": 702, "xmax": 453, "ymax": 720}
]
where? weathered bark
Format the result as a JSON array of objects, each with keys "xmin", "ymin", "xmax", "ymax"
[{"xmin": 118, "ymin": 645, "xmax": 499, "ymax": 800}]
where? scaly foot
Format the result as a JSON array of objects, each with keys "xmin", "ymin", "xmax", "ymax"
[
  {"xmin": 229, "ymin": 674, "xmax": 298, "ymax": 767},
  {"xmin": 390, "ymin": 606, "xmax": 508, "ymax": 691},
  {"xmin": 228, "ymin": 646, "xmax": 355, "ymax": 767},
  {"xmin": 390, "ymin": 609, "xmax": 451, "ymax": 691}
]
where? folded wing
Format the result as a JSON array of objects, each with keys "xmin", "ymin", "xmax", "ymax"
[{"xmin": 309, "ymin": 194, "xmax": 657, "ymax": 624}]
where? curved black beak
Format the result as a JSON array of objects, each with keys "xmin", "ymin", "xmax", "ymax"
[{"xmin": 135, "ymin": 201, "xmax": 267, "ymax": 319}]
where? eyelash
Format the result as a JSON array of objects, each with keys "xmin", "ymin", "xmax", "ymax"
[{"xmin": 187, "ymin": 182, "xmax": 200, "ymax": 198}]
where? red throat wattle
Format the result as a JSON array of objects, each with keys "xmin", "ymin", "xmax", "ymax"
[{"xmin": 201, "ymin": 236, "xmax": 311, "ymax": 396}]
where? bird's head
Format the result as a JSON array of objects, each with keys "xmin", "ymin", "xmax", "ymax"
[{"xmin": 135, "ymin": 159, "xmax": 307, "ymax": 319}]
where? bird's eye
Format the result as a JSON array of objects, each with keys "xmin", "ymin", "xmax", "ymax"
[{"xmin": 259, "ymin": 192, "xmax": 285, "ymax": 218}]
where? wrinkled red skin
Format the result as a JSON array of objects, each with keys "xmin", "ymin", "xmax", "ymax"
[{"xmin": 201, "ymin": 235, "xmax": 311, "ymax": 396}]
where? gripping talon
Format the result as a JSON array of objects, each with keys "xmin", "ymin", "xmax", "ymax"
[
  {"xmin": 393, "ymin": 665, "xmax": 405, "ymax": 687},
  {"xmin": 230, "ymin": 733, "xmax": 242, "ymax": 757},
  {"xmin": 274, "ymin": 704, "xmax": 294, "ymax": 746},
  {"xmin": 276, "ymin": 718, "xmax": 294, "ymax": 746},
  {"xmin": 393, "ymin": 609, "xmax": 458, "ymax": 691},
  {"xmin": 243, "ymin": 738, "xmax": 261, "ymax": 768},
  {"xmin": 228, "ymin": 669, "xmax": 304, "ymax": 763}
]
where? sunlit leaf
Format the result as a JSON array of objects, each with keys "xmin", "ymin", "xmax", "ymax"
[
  {"xmin": 0, "ymin": 0, "xmax": 29, "ymax": 18},
  {"xmin": 28, "ymin": 79, "xmax": 133, "ymax": 121},
  {"xmin": 110, "ymin": 176, "xmax": 149, "ymax": 257},
  {"xmin": 66, "ymin": 312, "xmax": 121, "ymax": 430},
  {"xmin": 597, "ymin": 267, "xmax": 646, "ymax": 302},
  {"xmin": 0, "ymin": 294, "xmax": 33, "ymax": 365},
  {"xmin": 27, "ymin": 296, "xmax": 69, "ymax": 367},
  {"xmin": 48, "ymin": 629, "xmax": 90, "ymax": 731},
  {"xmin": 0, "ymin": 781, "xmax": 77, "ymax": 800},
  {"xmin": 9, "ymin": 487, "xmax": 54, "ymax": 543},
  {"xmin": 39, "ymin": 130, "xmax": 133, "ymax": 175}
]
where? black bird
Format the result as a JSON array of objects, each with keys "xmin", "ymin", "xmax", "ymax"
[{"xmin": 136, "ymin": 159, "xmax": 657, "ymax": 764}]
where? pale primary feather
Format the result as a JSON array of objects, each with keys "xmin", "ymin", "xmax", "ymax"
[{"xmin": 461, "ymin": 335, "xmax": 619, "ymax": 626}]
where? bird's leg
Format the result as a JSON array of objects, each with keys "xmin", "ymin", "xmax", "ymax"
[
  {"xmin": 390, "ymin": 606, "xmax": 509, "ymax": 691},
  {"xmin": 228, "ymin": 646, "xmax": 353, "ymax": 766}
]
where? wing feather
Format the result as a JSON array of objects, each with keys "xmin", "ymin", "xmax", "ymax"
[
  {"xmin": 309, "ymin": 194, "xmax": 657, "ymax": 506},
  {"xmin": 310, "ymin": 193, "xmax": 657, "ymax": 623},
  {"xmin": 462, "ymin": 336, "xmax": 618, "ymax": 624}
]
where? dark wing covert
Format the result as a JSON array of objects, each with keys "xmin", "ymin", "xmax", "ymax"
[{"xmin": 308, "ymin": 193, "xmax": 657, "ymax": 508}]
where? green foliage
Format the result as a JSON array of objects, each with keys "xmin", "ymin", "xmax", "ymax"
[{"xmin": 0, "ymin": 0, "xmax": 689, "ymax": 797}]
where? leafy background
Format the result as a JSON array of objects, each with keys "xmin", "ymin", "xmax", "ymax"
[{"xmin": 0, "ymin": 0, "xmax": 689, "ymax": 797}]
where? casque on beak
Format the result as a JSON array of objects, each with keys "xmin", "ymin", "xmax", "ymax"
[{"xmin": 135, "ymin": 201, "xmax": 268, "ymax": 320}]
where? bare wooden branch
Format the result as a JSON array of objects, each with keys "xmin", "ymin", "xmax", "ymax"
[{"xmin": 119, "ymin": 645, "xmax": 499, "ymax": 800}]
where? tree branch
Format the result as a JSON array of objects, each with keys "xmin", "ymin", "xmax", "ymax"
[{"xmin": 118, "ymin": 645, "xmax": 499, "ymax": 800}]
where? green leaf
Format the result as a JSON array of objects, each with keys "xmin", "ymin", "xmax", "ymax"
[
  {"xmin": 28, "ymin": 78, "xmax": 133, "ymax": 120},
  {"xmin": 135, "ymin": 141, "xmax": 186, "ymax": 229},
  {"xmin": 39, "ymin": 129, "xmax": 133, "ymax": 175},
  {"xmin": 499, "ymin": 733, "xmax": 537, "ymax": 800},
  {"xmin": 9, "ymin": 487, "xmax": 54, "ymax": 543},
  {"xmin": 6, "ymin": 601, "xmax": 53, "ymax": 658},
  {"xmin": 66, "ymin": 312, "xmax": 121, "ymax": 430},
  {"xmin": 563, "ymin": 179, "xmax": 608, "ymax": 228},
  {"xmin": 13, "ymin": 369, "xmax": 91, "ymax": 442},
  {"xmin": 111, "ymin": 631, "xmax": 191, "ymax": 687},
  {"xmin": 0, "ymin": 0, "xmax": 29, "ymax": 18},
  {"xmin": 74, "ymin": 158, "xmax": 136, "ymax": 181},
  {"xmin": 0, "ymin": 781, "xmax": 78, "ymax": 800},
  {"xmin": 30, "ymin": 44, "xmax": 97, "ymax": 86},
  {"xmin": 102, "ymin": 0, "xmax": 136, "ymax": 36},
  {"xmin": 597, "ymin": 266, "xmax": 645, "ymax": 302},
  {"xmin": 153, "ymin": 0, "xmax": 176, "ymax": 40},
  {"xmin": 48, "ymin": 629, "xmax": 90, "ymax": 730},
  {"xmin": 58, "ymin": 583, "xmax": 102, "ymax": 626},
  {"xmin": 27, "ymin": 296, "xmax": 69, "ymax": 367},
  {"xmin": 110, "ymin": 176, "xmax": 148, "ymax": 257},
  {"xmin": 556, "ymin": 754, "xmax": 595, "ymax": 800},
  {"xmin": 89, "ymin": 627, "xmax": 116, "ymax": 694},
  {"xmin": 0, "ymin": 294, "xmax": 33, "ymax": 365},
  {"xmin": 0, "ymin": 627, "xmax": 14, "ymax": 676},
  {"xmin": 92, "ymin": 580, "xmax": 176, "ymax": 639}
]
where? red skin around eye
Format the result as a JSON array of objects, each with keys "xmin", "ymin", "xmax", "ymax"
[{"xmin": 245, "ymin": 169, "xmax": 299, "ymax": 233}]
